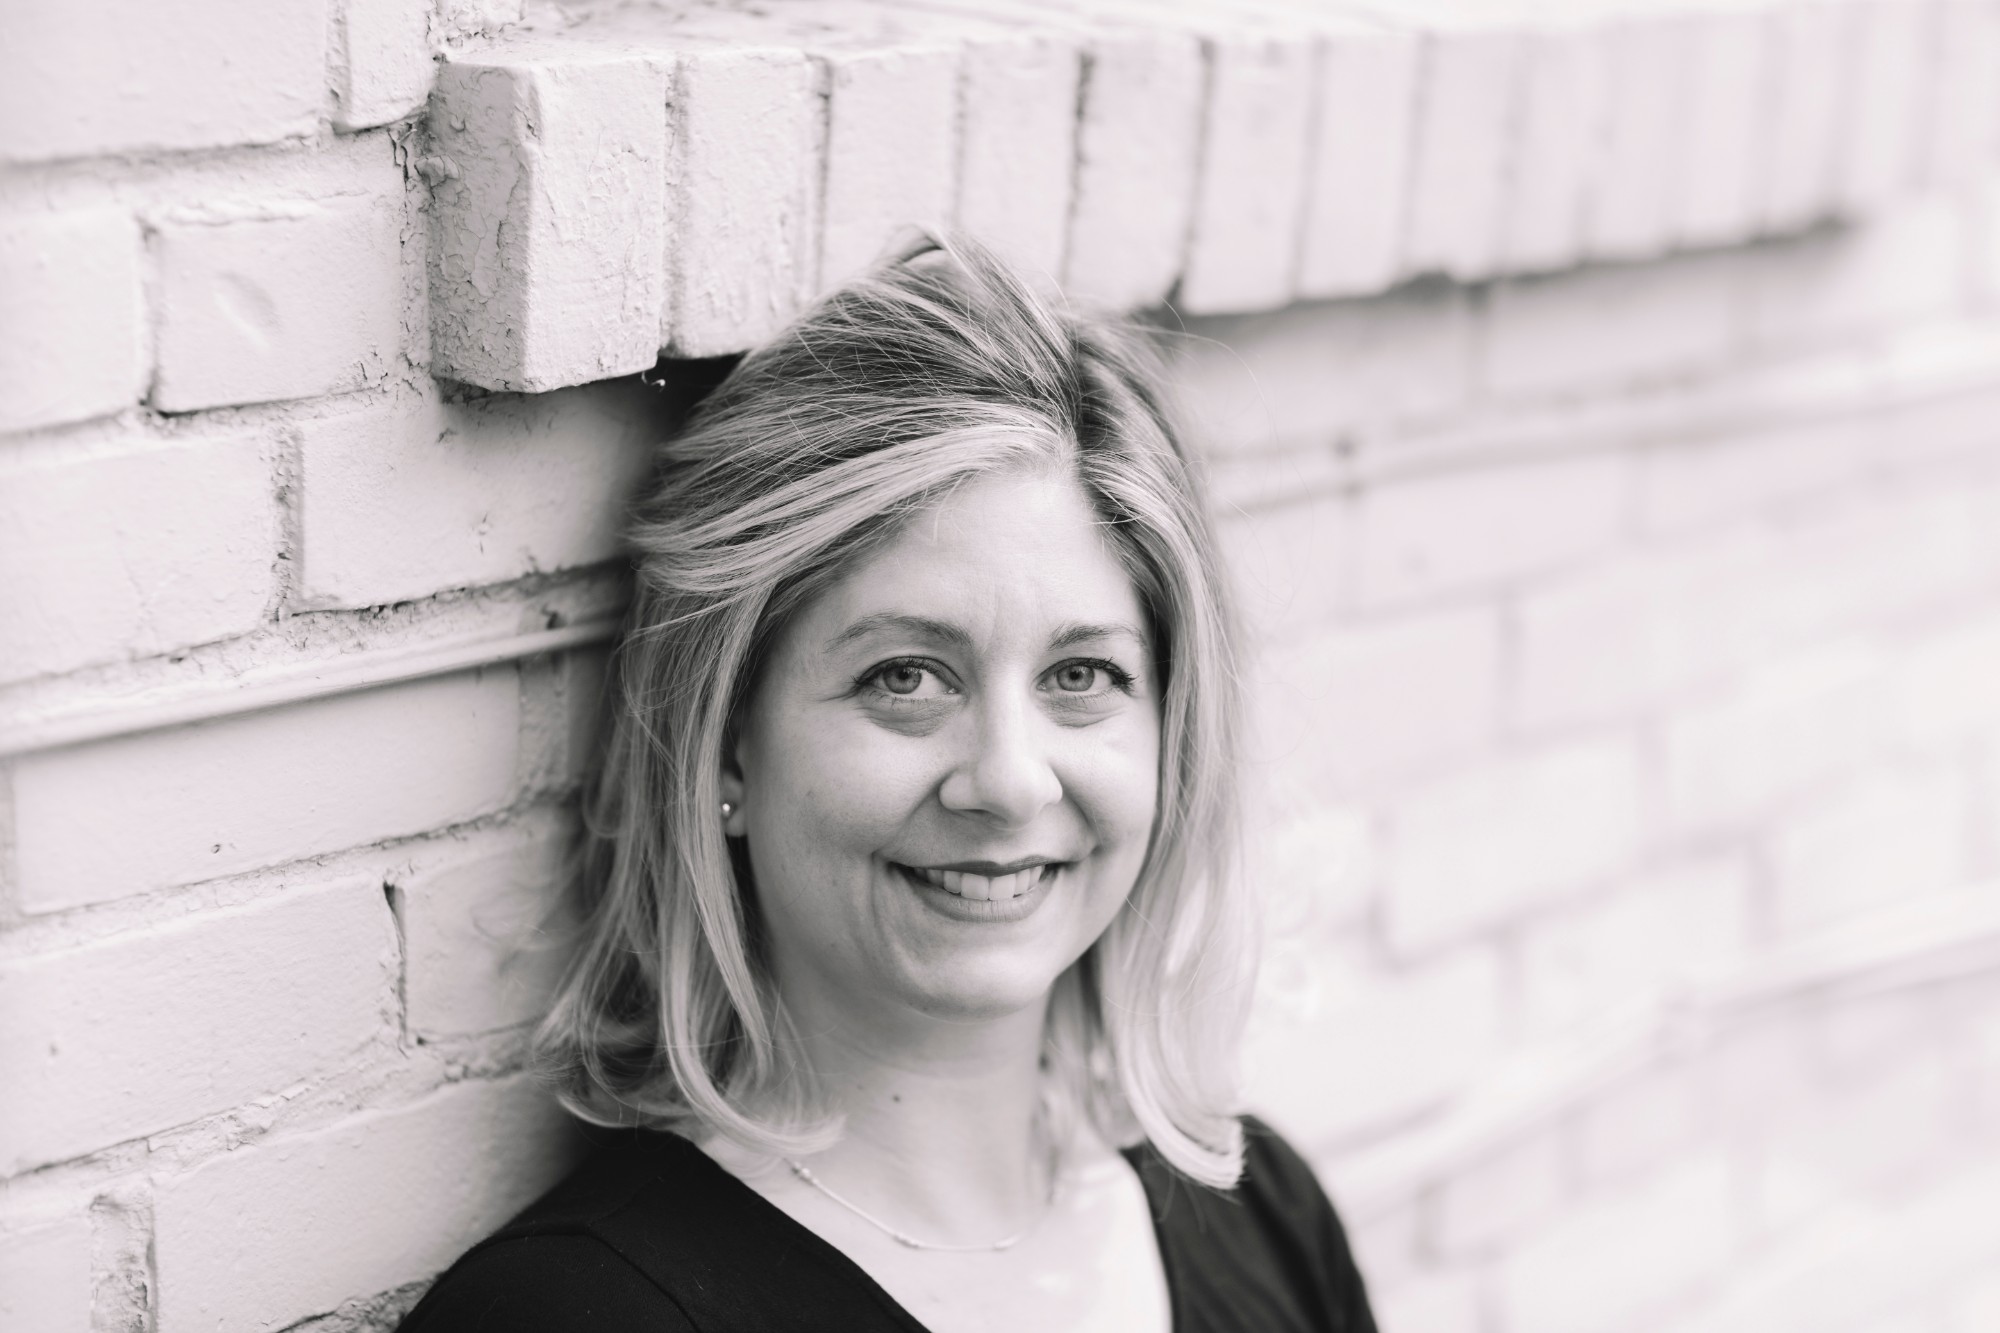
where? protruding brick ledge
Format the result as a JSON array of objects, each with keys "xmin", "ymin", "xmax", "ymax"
[{"xmin": 425, "ymin": 0, "xmax": 2000, "ymax": 392}]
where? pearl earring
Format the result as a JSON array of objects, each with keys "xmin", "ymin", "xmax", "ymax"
[{"xmin": 720, "ymin": 800, "xmax": 736, "ymax": 820}]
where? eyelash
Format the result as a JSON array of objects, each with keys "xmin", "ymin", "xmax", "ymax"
[{"xmin": 857, "ymin": 657, "xmax": 1136, "ymax": 701}]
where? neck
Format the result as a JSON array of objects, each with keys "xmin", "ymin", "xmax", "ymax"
[{"xmin": 782, "ymin": 988, "xmax": 1057, "ymax": 1244}]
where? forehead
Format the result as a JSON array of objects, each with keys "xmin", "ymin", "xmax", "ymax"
[{"xmin": 802, "ymin": 470, "xmax": 1146, "ymax": 649}]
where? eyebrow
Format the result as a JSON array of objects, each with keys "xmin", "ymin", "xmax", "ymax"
[{"xmin": 824, "ymin": 614, "xmax": 1147, "ymax": 655}]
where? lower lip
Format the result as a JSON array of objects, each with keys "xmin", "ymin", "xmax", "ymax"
[{"xmin": 892, "ymin": 863, "xmax": 1059, "ymax": 924}]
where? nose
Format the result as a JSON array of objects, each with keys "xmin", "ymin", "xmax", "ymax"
[{"xmin": 938, "ymin": 693, "xmax": 1063, "ymax": 828}]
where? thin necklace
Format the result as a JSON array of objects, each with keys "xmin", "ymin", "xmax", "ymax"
[{"xmin": 785, "ymin": 1158, "xmax": 1058, "ymax": 1253}]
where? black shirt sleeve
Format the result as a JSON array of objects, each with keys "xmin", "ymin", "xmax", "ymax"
[{"xmin": 399, "ymin": 1233, "xmax": 697, "ymax": 1333}]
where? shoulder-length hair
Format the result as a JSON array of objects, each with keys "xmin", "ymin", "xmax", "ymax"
[{"xmin": 537, "ymin": 234, "xmax": 1254, "ymax": 1186}]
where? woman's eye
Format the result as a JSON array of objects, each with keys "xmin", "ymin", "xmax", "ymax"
[
  {"xmin": 880, "ymin": 663, "xmax": 926, "ymax": 695},
  {"xmin": 1052, "ymin": 663, "xmax": 1101, "ymax": 693},
  {"xmin": 863, "ymin": 659, "xmax": 952, "ymax": 699}
]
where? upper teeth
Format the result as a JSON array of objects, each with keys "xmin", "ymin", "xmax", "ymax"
[{"xmin": 907, "ymin": 865, "xmax": 1048, "ymax": 900}]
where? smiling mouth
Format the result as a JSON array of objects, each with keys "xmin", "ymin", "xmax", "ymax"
[{"xmin": 893, "ymin": 863, "xmax": 1060, "ymax": 902}]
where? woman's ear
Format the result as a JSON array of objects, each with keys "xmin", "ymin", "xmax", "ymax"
[{"xmin": 719, "ymin": 731, "xmax": 749, "ymax": 839}]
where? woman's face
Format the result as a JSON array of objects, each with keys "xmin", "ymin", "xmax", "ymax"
[{"xmin": 726, "ymin": 468, "xmax": 1161, "ymax": 1026}]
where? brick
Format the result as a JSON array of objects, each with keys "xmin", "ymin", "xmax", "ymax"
[
  {"xmin": 428, "ymin": 48, "xmax": 668, "ymax": 391},
  {"xmin": 154, "ymin": 1077, "xmax": 582, "ymax": 1332},
  {"xmin": 1061, "ymin": 21, "xmax": 1204, "ymax": 309},
  {"xmin": 152, "ymin": 197, "xmax": 403, "ymax": 412},
  {"xmin": 296, "ymin": 381, "xmax": 658, "ymax": 609},
  {"xmin": 1756, "ymin": 1, "xmax": 1851, "ymax": 234},
  {"xmin": 1497, "ymin": 18, "xmax": 1604, "ymax": 275},
  {"xmin": 1368, "ymin": 1273, "xmax": 1480, "ymax": 1333},
  {"xmin": 332, "ymin": 0, "xmax": 437, "ymax": 131},
  {"xmin": 0, "ymin": 429, "xmax": 278, "ymax": 685},
  {"xmin": 1924, "ymin": 0, "xmax": 2000, "ymax": 189},
  {"xmin": 1297, "ymin": 24, "xmax": 1421, "ymax": 299},
  {"xmin": 400, "ymin": 823, "xmax": 577, "ymax": 1038},
  {"xmin": 1216, "ymin": 497, "xmax": 1353, "ymax": 645},
  {"xmin": 0, "ymin": 0, "xmax": 325, "ymax": 163},
  {"xmin": 1638, "ymin": 414, "xmax": 1878, "ymax": 534},
  {"xmin": 1494, "ymin": 1154, "xmax": 1737, "ymax": 1333},
  {"xmin": 1513, "ymin": 525, "xmax": 1780, "ymax": 729},
  {"xmin": 0, "ymin": 209, "xmax": 145, "ymax": 434},
  {"xmin": 12, "ymin": 670, "xmax": 520, "ymax": 913},
  {"xmin": 1384, "ymin": 740, "xmax": 1644, "ymax": 952},
  {"xmin": 1179, "ymin": 283, "xmax": 1474, "ymax": 450},
  {"xmin": 1583, "ymin": 11, "xmax": 1689, "ymax": 264},
  {"xmin": 1896, "ymin": 613, "xmax": 2000, "ymax": 751},
  {"xmin": 1517, "ymin": 858, "xmax": 1751, "ymax": 1036},
  {"xmin": 1769, "ymin": 763, "xmax": 1973, "ymax": 937},
  {"xmin": 1743, "ymin": 199, "xmax": 1968, "ymax": 353},
  {"xmin": 661, "ymin": 45, "xmax": 820, "ymax": 356},
  {"xmin": 1661, "ymin": 641, "xmax": 1892, "ymax": 834},
  {"xmin": 1833, "ymin": 0, "xmax": 1931, "ymax": 212},
  {"xmin": 1353, "ymin": 453, "xmax": 1629, "ymax": 610},
  {"xmin": 1343, "ymin": 1198, "xmax": 1420, "ymax": 1296},
  {"xmin": 1403, "ymin": 14, "xmax": 1522, "ymax": 283},
  {"xmin": 1482, "ymin": 249, "xmax": 1744, "ymax": 401},
  {"xmin": 816, "ymin": 39, "xmax": 960, "ymax": 289},
  {"xmin": 1672, "ymin": 4, "xmax": 1768, "ymax": 249},
  {"xmin": 1245, "ymin": 607, "xmax": 1499, "ymax": 793},
  {"xmin": 1425, "ymin": 1128, "xmax": 1566, "ymax": 1257},
  {"xmin": 1245, "ymin": 799, "xmax": 1375, "ymax": 935},
  {"xmin": 0, "ymin": 1215, "xmax": 92, "ymax": 1333},
  {"xmin": 954, "ymin": 30, "xmax": 1080, "ymax": 280},
  {"xmin": 1243, "ymin": 944, "xmax": 1503, "ymax": 1147},
  {"xmin": 1177, "ymin": 28, "xmax": 1316, "ymax": 314},
  {"xmin": 1753, "ymin": 1054, "xmax": 1957, "ymax": 1232},
  {"xmin": 1573, "ymin": 1063, "xmax": 1708, "ymax": 1188},
  {"xmin": 0, "ymin": 878, "xmax": 395, "ymax": 1175}
]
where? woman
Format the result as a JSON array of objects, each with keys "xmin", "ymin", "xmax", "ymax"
[{"xmin": 400, "ymin": 237, "xmax": 1375, "ymax": 1332}]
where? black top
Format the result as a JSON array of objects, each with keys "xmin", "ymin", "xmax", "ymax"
[{"xmin": 399, "ymin": 1118, "xmax": 1375, "ymax": 1333}]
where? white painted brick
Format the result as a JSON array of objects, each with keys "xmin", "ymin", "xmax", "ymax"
[
  {"xmin": 1833, "ymin": 0, "xmax": 1931, "ymax": 212},
  {"xmin": 1756, "ymin": 0, "xmax": 1851, "ymax": 234},
  {"xmin": 1518, "ymin": 858, "xmax": 1751, "ymax": 1035},
  {"xmin": 1573, "ymin": 1063, "xmax": 1709, "ymax": 1188},
  {"xmin": 1353, "ymin": 453, "xmax": 1629, "ymax": 610},
  {"xmin": 954, "ymin": 30, "xmax": 1080, "ymax": 281},
  {"xmin": 1244, "ymin": 944, "xmax": 1504, "ymax": 1146},
  {"xmin": 1298, "ymin": 25, "xmax": 1421, "ymax": 299},
  {"xmin": 1769, "ymin": 763, "xmax": 1973, "ymax": 937},
  {"xmin": 1425, "ymin": 1127, "xmax": 1566, "ymax": 1257},
  {"xmin": 1752, "ymin": 1054, "xmax": 1957, "ymax": 1232},
  {"xmin": 1344, "ymin": 1197, "xmax": 1421, "ymax": 1297},
  {"xmin": 0, "ymin": 0, "xmax": 326, "ymax": 163},
  {"xmin": 1217, "ymin": 498, "xmax": 1353, "ymax": 645},
  {"xmin": 1246, "ymin": 798, "xmax": 1375, "ymax": 935},
  {"xmin": 1896, "ymin": 613, "xmax": 2000, "ymax": 751},
  {"xmin": 152, "ymin": 197, "xmax": 403, "ymax": 412},
  {"xmin": 1638, "ymin": 413, "xmax": 1877, "ymax": 534},
  {"xmin": 1661, "ymin": 641, "xmax": 1892, "ymax": 834},
  {"xmin": 1583, "ymin": 11, "xmax": 1690, "ymax": 264},
  {"xmin": 1495, "ymin": 1154, "xmax": 1737, "ymax": 1333},
  {"xmin": 1369, "ymin": 1272, "xmax": 1481, "ymax": 1333},
  {"xmin": 0, "ymin": 429, "xmax": 278, "ymax": 685},
  {"xmin": 1179, "ymin": 285, "xmax": 1475, "ymax": 450},
  {"xmin": 331, "ymin": 0, "xmax": 437, "ymax": 131},
  {"xmin": 1744, "ymin": 198, "xmax": 1968, "ymax": 352},
  {"xmin": 400, "ymin": 822, "xmax": 576, "ymax": 1038},
  {"xmin": 296, "ymin": 381, "xmax": 656, "ymax": 609},
  {"xmin": 0, "ymin": 1215, "xmax": 92, "ymax": 1333},
  {"xmin": 1482, "ymin": 249, "xmax": 1744, "ymax": 400},
  {"xmin": 660, "ymin": 44, "xmax": 820, "ymax": 357},
  {"xmin": 1384, "ymin": 740, "xmax": 1644, "ymax": 952},
  {"xmin": 1177, "ymin": 29, "xmax": 1317, "ymax": 314},
  {"xmin": 1672, "ymin": 3, "xmax": 1769, "ymax": 249},
  {"xmin": 1246, "ymin": 607, "xmax": 1499, "ymax": 793},
  {"xmin": 0, "ymin": 878, "xmax": 396, "ymax": 1175},
  {"xmin": 1498, "ymin": 19, "xmax": 1604, "ymax": 275},
  {"xmin": 1924, "ymin": 0, "xmax": 2000, "ymax": 189},
  {"xmin": 816, "ymin": 39, "xmax": 960, "ymax": 288},
  {"xmin": 1972, "ymin": 179, "xmax": 2000, "ymax": 311},
  {"xmin": 154, "ymin": 1077, "xmax": 582, "ymax": 1333},
  {"xmin": 1062, "ymin": 21, "xmax": 1205, "ymax": 309},
  {"xmin": 428, "ymin": 48, "xmax": 668, "ymax": 390},
  {"xmin": 1403, "ymin": 15, "xmax": 1522, "ymax": 283},
  {"xmin": 12, "ymin": 670, "xmax": 520, "ymax": 913},
  {"xmin": 0, "ymin": 209, "xmax": 145, "ymax": 434}
]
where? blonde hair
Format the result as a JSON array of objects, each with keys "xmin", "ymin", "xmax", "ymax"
[{"xmin": 537, "ymin": 235, "xmax": 1254, "ymax": 1186}]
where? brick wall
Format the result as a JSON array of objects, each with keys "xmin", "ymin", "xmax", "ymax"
[{"xmin": 3, "ymin": 2, "xmax": 1998, "ymax": 1330}]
